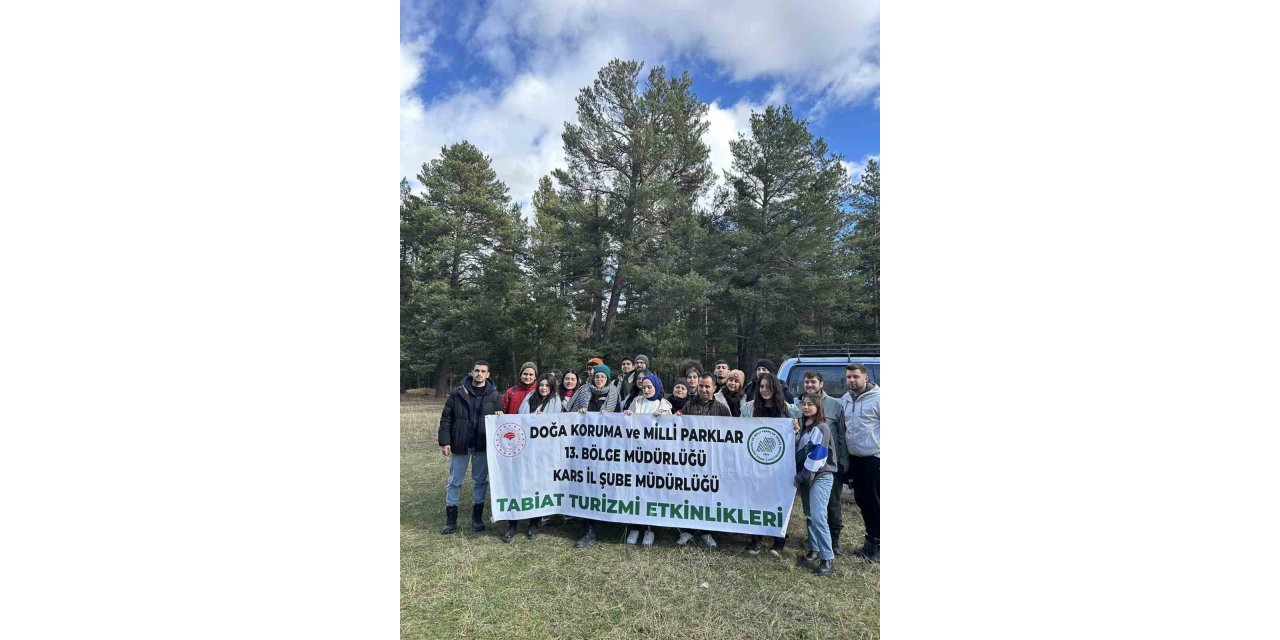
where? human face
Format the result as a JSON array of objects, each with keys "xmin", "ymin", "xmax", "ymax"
[
  {"xmin": 562, "ymin": 372, "xmax": 578, "ymax": 390},
  {"xmin": 714, "ymin": 363, "xmax": 729, "ymax": 379},
  {"xmin": 758, "ymin": 383, "xmax": 773, "ymax": 401},
  {"xmin": 621, "ymin": 360, "xmax": 634, "ymax": 374},
  {"xmin": 673, "ymin": 385, "xmax": 688, "ymax": 399},
  {"xmin": 725, "ymin": 377, "xmax": 741, "ymax": 393},
  {"xmin": 801, "ymin": 399, "xmax": 818, "ymax": 417},
  {"xmin": 594, "ymin": 372, "xmax": 609, "ymax": 387},
  {"xmin": 756, "ymin": 366, "xmax": 769, "ymax": 379},
  {"xmin": 471, "ymin": 364, "xmax": 490, "ymax": 385},
  {"xmin": 804, "ymin": 376, "xmax": 823, "ymax": 394},
  {"xmin": 846, "ymin": 368, "xmax": 868, "ymax": 394},
  {"xmin": 538, "ymin": 380, "xmax": 551, "ymax": 397},
  {"xmin": 520, "ymin": 368, "xmax": 536, "ymax": 385},
  {"xmin": 635, "ymin": 359, "xmax": 647, "ymax": 373},
  {"xmin": 639, "ymin": 378, "xmax": 655, "ymax": 398},
  {"xmin": 697, "ymin": 377, "xmax": 715, "ymax": 400},
  {"xmin": 686, "ymin": 371, "xmax": 699, "ymax": 388}
]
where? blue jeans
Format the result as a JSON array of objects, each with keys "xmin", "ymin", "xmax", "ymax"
[
  {"xmin": 445, "ymin": 450, "xmax": 489, "ymax": 507},
  {"xmin": 801, "ymin": 473, "xmax": 835, "ymax": 561}
]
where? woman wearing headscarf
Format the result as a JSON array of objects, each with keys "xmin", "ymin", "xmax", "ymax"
[{"xmin": 621, "ymin": 373, "xmax": 671, "ymax": 546}]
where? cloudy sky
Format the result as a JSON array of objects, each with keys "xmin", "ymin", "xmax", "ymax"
[{"xmin": 401, "ymin": 0, "xmax": 880, "ymax": 214}]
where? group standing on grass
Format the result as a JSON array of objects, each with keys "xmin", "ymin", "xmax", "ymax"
[{"xmin": 436, "ymin": 355, "xmax": 881, "ymax": 575}]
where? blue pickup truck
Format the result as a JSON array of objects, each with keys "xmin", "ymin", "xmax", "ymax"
[{"xmin": 777, "ymin": 344, "xmax": 880, "ymax": 400}]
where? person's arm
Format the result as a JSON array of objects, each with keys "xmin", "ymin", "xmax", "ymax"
[
  {"xmin": 438, "ymin": 394, "xmax": 454, "ymax": 456},
  {"xmin": 603, "ymin": 386, "xmax": 619, "ymax": 412}
]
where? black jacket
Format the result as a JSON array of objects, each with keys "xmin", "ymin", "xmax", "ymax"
[{"xmin": 438, "ymin": 375, "xmax": 502, "ymax": 454}]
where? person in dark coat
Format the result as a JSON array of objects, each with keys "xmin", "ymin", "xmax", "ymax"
[
  {"xmin": 438, "ymin": 360, "xmax": 503, "ymax": 535},
  {"xmin": 743, "ymin": 358, "xmax": 795, "ymax": 404}
]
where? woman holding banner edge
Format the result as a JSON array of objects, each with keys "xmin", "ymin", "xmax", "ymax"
[
  {"xmin": 622, "ymin": 373, "xmax": 671, "ymax": 547},
  {"xmin": 566, "ymin": 364, "xmax": 619, "ymax": 548}
]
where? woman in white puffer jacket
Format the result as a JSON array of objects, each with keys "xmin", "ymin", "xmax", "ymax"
[{"xmin": 622, "ymin": 373, "xmax": 670, "ymax": 546}]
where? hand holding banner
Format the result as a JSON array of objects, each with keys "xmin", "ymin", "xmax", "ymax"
[{"xmin": 485, "ymin": 411, "xmax": 797, "ymax": 536}]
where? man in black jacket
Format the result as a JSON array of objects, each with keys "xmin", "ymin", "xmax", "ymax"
[{"xmin": 438, "ymin": 360, "xmax": 503, "ymax": 534}]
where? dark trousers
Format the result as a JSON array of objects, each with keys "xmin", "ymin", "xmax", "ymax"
[
  {"xmin": 848, "ymin": 454, "xmax": 880, "ymax": 541},
  {"xmin": 828, "ymin": 470, "xmax": 844, "ymax": 542}
]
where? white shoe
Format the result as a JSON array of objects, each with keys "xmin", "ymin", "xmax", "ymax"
[
  {"xmin": 642, "ymin": 529, "xmax": 655, "ymax": 546},
  {"xmin": 626, "ymin": 529, "xmax": 640, "ymax": 545},
  {"xmin": 676, "ymin": 532, "xmax": 694, "ymax": 546},
  {"xmin": 700, "ymin": 534, "xmax": 717, "ymax": 549}
]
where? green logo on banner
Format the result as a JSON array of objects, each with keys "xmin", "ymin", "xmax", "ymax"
[{"xmin": 747, "ymin": 427, "xmax": 785, "ymax": 465}]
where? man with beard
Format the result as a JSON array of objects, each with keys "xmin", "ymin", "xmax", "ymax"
[
  {"xmin": 612, "ymin": 357, "xmax": 636, "ymax": 411},
  {"xmin": 842, "ymin": 363, "xmax": 880, "ymax": 563},
  {"xmin": 675, "ymin": 373, "xmax": 730, "ymax": 549},
  {"xmin": 438, "ymin": 360, "xmax": 503, "ymax": 535},
  {"xmin": 712, "ymin": 360, "xmax": 730, "ymax": 389}
]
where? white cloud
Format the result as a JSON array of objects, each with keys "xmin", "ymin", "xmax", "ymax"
[{"xmin": 400, "ymin": 1, "xmax": 879, "ymax": 214}]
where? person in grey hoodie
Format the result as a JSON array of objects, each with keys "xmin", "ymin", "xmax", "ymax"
[{"xmin": 841, "ymin": 363, "xmax": 880, "ymax": 563}]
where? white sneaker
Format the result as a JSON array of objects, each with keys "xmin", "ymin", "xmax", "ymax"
[
  {"xmin": 642, "ymin": 529, "xmax": 655, "ymax": 546},
  {"xmin": 676, "ymin": 532, "xmax": 694, "ymax": 546},
  {"xmin": 626, "ymin": 529, "xmax": 640, "ymax": 545},
  {"xmin": 701, "ymin": 534, "xmax": 717, "ymax": 549}
]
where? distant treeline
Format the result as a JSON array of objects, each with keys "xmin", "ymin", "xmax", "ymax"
[{"xmin": 401, "ymin": 59, "xmax": 879, "ymax": 393}]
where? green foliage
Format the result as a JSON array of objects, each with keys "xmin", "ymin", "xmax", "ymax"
[{"xmin": 401, "ymin": 61, "xmax": 879, "ymax": 391}]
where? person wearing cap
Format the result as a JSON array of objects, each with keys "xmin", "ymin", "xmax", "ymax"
[
  {"xmin": 715, "ymin": 369, "xmax": 746, "ymax": 417},
  {"xmin": 566, "ymin": 364, "xmax": 620, "ymax": 547},
  {"xmin": 501, "ymin": 362, "xmax": 538, "ymax": 415},
  {"xmin": 622, "ymin": 373, "xmax": 670, "ymax": 546},
  {"xmin": 567, "ymin": 364, "xmax": 619, "ymax": 413},
  {"xmin": 743, "ymin": 358, "xmax": 794, "ymax": 404}
]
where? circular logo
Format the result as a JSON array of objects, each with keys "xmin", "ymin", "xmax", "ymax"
[
  {"xmin": 494, "ymin": 423, "xmax": 526, "ymax": 457},
  {"xmin": 747, "ymin": 427, "xmax": 785, "ymax": 465}
]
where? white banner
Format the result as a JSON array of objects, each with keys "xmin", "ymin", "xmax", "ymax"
[{"xmin": 484, "ymin": 412, "xmax": 797, "ymax": 536}]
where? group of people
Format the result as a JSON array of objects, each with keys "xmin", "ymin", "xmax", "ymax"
[{"xmin": 435, "ymin": 355, "xmax": 881, "ymax": 576}]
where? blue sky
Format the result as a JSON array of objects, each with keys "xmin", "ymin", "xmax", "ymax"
[{"xmin": 401, "ymin": 0, "xmax": 879, "ymax": 214}]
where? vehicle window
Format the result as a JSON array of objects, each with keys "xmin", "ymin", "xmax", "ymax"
[{"xmin": 786, "ymin": 364, "xmax": 880, "ymax": 398}]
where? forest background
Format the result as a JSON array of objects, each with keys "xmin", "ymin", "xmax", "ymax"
[{"xmin": 401, "ymin": 59, "xmax": 880, "ymax": 392}]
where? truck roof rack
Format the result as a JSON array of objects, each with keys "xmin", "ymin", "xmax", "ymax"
[{"xmin": 795, "ymin": 344, "xmax": 880, "ymax": 358}]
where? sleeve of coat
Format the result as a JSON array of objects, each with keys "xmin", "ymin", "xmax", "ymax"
[{"xmin": 438, "ymin": 393, "xmax": 454, "ymax": 447}]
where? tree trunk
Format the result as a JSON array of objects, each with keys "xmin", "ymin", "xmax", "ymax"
[
  {"xmin": 433, "ymin": 360, "xmax": 450, "ymax": 398},
  {"xmin": 601, "ymin": 257, "xmax": 626, "ymax": 341}
]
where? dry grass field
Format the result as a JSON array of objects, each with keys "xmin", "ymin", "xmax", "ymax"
[{"xmin": 401, "ymin": 395, "xmax": 879, "ymax": 639}]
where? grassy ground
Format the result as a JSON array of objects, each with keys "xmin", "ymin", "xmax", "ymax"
[{"xmin": 401, "ymin": 396, "xmax": 879, "ymax": 639}]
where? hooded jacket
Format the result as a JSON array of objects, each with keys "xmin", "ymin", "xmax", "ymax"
[
  {"xmin": 438, "ymin": 375, "xmax": 502, "ymax": 454},
  {"xmin": 841, "ymin": 383, "xmax": 880, "ymax": 457}
]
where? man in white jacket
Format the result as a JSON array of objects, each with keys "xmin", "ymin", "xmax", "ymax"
[{"xmin": 842, "ymin": 364, "xmax": 880, "ymax": 563}]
